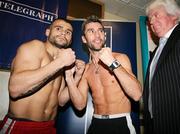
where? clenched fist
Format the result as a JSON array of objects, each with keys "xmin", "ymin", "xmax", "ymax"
[
  {"xmin": 65, "ymin": 59, "xmax": 85, "ymax": 84},
  {"xmin": 75, "ymin": 59, "xmax": 85, "ymax": 76},
  {"xmin": 55, "ymin": 48, "xmax": 76, "ymax": 67},
  {"xmin": 99, "ymin": 47, "xmax": 115, "ymax": 66}
]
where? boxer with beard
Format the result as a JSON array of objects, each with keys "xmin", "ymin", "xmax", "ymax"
[
  {"xmin": 0, "ymin": 18, "xmax": 85, "ymax": 134},
  {"xmin": 65, "ymin": 15, "xmax": 142, "ymax": 134}
]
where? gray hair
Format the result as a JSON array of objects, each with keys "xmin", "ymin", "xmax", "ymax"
[{"xmin": 146, "ymin": 0, "xmax": 180, "ymax": 21}]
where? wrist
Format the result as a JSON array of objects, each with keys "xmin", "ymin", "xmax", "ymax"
[
  {"xmin": 65, "ymin": 76, "xmax": 74, "ymax": 83},
  {"xmin": 109, "ymin": 59, "xmax": 121, "ymax": 71}
]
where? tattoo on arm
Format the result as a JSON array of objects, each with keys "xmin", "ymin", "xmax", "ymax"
[{"xmin": 11, "ymin": 69, "xmax": 63, "ymax": 100}]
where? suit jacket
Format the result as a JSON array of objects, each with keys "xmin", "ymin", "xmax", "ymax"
[{"xmin": 143, "ymin": 24, "xmax": 180, "ymax": 134}]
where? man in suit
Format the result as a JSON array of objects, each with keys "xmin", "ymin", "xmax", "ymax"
[{"xmin": 143, "ymin": 0, "xmax": 180, "ymax": 134}]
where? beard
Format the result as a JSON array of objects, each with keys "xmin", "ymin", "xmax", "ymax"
[
  {"xmin": 88, "ymin": 45, "xmax": 102, "ymax": 51},
  {"xmin": 48, "ymin": 36, "xmax": 70, "ymax": 49},
  {"xmin": 54, "ymin": 42, "xmax": 69, "ymax": 49},
  {"xmin": 87, "ymin": 40, "xmax": 105, "ymax": 51}
]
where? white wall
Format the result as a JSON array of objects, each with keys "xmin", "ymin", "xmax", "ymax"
[
  {"xmin": 0, "ymin": 70, "xmax": 10, "ymax": 120},
  {"xmin": 104, "ymin": 11, "xmax": 129, "ymax": 21}
]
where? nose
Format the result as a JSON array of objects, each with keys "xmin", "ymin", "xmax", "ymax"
[
  {"xmin": 94, "ymin": 30, "xmax": 100, "ymax": 37},
  {"xmin": 60, "ymin": 30, "xmax": 66, "ymax": 35}
]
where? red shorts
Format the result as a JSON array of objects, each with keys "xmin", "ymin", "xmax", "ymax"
[{"xmin": 0, "ymin": 115, "xmax": 56, "ymax": 134}]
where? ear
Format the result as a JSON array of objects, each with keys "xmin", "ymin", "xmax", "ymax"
[
  {"xmin": 82, "ymin": 35, "xmax": 87, "ymax": 44},
  {"xmin": 45, "ymin": 29, "xmax": 50, "ymax": 37}
]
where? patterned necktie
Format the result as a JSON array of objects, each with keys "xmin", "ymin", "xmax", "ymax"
[{"xmin": 148, "ymin": 37, "xmax": 167, "ymax": 118}]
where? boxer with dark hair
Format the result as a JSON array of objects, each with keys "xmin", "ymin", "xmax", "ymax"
[
  {"xmin": 65, "ymin": 15, "xmax": 142, "ymax": 134},
  {"xmin": 0, "ymin": 18, "xmax": 85, "ymax": 134}
]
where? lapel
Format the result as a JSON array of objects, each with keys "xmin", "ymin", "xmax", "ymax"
[
  {"xmin": 144, "ymin": 48, "xmax": 157, "ymax": 83},
  {"xmin": 154, "ymin": 24, "xmax": 180, "ymax": 74},
  {"xmin": 143, "ymin": 49, "xmax": 157, "ymax": 100}
]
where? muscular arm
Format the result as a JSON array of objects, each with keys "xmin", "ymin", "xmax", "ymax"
[
  {"xmin": 65, "ymin": 65, "xmax": 89, "ymax": 110},
  {"xmin": 58, "ymin": 77, "xmax": 70, "ymax": 106},
  {"xmin": 9, "ymin": 40, "xmax": 75, "ymax": 100},
  {"xmin": 113, "ymin": 55, "xmax": 142, "ymax": 101},
  {"xmin": 58, "ymin": 59, "xmax": 86, "ymax": 107},
  {"xmin": 99, "ymin": 48, "xmax": 142, "ymax": 101}
]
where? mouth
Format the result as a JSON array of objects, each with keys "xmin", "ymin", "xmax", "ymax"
[
  {"xmin": 94, "ymin": 39, "xmax": 102, "ymax": 44},
  {"xmin": 57, "ymin": 35, "xmax": 65, "ymax": 40},
  {"xmin": 152, "ymin": 24, "xmax": 161, "ymax": 31}
]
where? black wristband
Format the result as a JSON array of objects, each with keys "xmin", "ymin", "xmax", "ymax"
[{"xmin": 109, "ymin": 60, "xmax": 121, "ymax": 71}]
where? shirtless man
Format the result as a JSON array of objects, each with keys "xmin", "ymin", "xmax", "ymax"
[
  {"xmin": 65, "ymin": 15, "xmax": 142, "ymax": 134},
  {"xmin": 0, "ymin": 18, "xmax": 85, "ymax": 134}
]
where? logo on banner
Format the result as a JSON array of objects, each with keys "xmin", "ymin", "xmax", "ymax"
[{"xmin": 0, "ymin": 0, "xmax": 58, "ymax": 24}]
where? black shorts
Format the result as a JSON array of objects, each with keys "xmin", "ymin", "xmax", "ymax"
[{"xmin": 87, "ymin": 113, "xmax": 136, "ymax": 134}]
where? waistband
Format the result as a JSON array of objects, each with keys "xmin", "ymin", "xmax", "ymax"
[
  {"xmin": 3, "ymin": 114, "xmax": 55, "ymax": 127},
  {"xmin": 0, "ymin": 115, "xmax": 55, "ymax": 134},
  {"xmin": 93, "ymin": 113, "xmax": 130, "ymax": 119}
]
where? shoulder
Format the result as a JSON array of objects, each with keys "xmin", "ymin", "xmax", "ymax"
[
  {"xmin": 11, "ymin": 40, "xmax": 46, "ymax": 69},
  {"xmin": 19, "ymin": 39, "xmax": 44, "ymax": 50},
  {"xmin": 14, "ymin": 39, "xmax": 46, "ymax": 62},
  {"xmin": 17, "ymin": 40, "xmax": 45, "ymax": 55},
  {"xmin": 112, "ymin": 52, "xmax": 130, "ymax": 61},
  {"xmin": 112, "ymin": 52, "xmax": 132, "ymax": 69}
]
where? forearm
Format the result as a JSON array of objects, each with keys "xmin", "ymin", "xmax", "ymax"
[
  {"xmin": 113, "ymin": 66, "xmax": 142, "ymax": 101},
  {"xmin": 66, "ymin": 77, "xmax": 86, "ymax": 110},
  {"xmin": 58, "ymin": 87, "xmax": 70, "ymax": 106},
  {"xmin": 74, "ymin": 73, "xmax": 83, "ymax": 85},
  {"xmin": 9, "ymin": 61, "xmax": 65, "ymax": 99}
]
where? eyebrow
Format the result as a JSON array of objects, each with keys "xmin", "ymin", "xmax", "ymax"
[
  {"xmin": 54, "ymin": 25, "xmax": 73, "ymax": 32},
  {"xmin": 86, "ymin": 27, "xmax": 104, "ymax": 31}
]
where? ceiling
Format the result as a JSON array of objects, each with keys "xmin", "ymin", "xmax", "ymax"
[
  {"xmin": 95, "ymin": 0, "xmax": 152, "ymax": 21},
  {"xmin": 94, "ymin": 0, "xmax": 180, "ymax": 21}
]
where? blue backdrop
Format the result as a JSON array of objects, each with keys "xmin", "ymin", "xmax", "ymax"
[
  {"xmin": 0, "ymin": 0, "xmax": 68, "ymax": 69},
  {"xmin": 0, "ymin": 1, "xmax": 139, "ymax": 133}
]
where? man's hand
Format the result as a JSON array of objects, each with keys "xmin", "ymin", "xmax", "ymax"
[
  {"xmin": 75, "ymin": 59, "xmax": 85, "ymax": 76},
  {"xmin": 55, "ymin": 48, "xmax": 76, "ymax": 67},
  {"xmin": 99, "ymin": 47, "xmax": 115, "ymax": 66},
  {"xmin": 65, "ymin": 59, "xmax": 85, "ymax": 84},
  {"xmin": 65, "ymin": 66, "xmax": 75, "ymax": 78}
]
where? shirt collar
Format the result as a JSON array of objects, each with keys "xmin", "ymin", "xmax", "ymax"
[{"xmin": 164, "ymin": 24, "xmax": 178, "ymax": 38}]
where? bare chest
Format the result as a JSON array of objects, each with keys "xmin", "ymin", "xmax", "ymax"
[{"xmin": 87, "ymin": 64, "xmax": 118, "ymax": 90}]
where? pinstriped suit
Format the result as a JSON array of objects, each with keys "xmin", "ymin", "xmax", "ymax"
[{"xmin": 143, "ymin": 24, "xmax": 180, "ymax": 134}]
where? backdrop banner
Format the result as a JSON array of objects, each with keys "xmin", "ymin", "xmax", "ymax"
[
  {"xmin": 56, "ymin": 19, "xmax": 140, "ymax": 134},
  {"xmin": 0, "ymin": 3, "xmax": 140, "ymax": 132},
  {"xmin": 0, "ymin": 0, "xmax": 68, "ymax": 69}
]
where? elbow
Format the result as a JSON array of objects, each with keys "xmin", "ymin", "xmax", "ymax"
[
  {"xmin": 75, "ymin": 102, "xmax": 86, "ymax": 111},
  {"xmin": 9, "ymin": 85, "xmax": 20, "ymax": 100},
  {"xmin": 58, "ymin": 97, "xmax": 69, "ymax": 107},
  {"xmin": 133, "ymin": 93, "xmax": 142, "ymax": 101},
  {"xmin": 133, "ymin": 88, "xmax": 143, "ymax": 101},
  {"xmin": 131, "ymin": 84, "xmax": 142, "ymax": 101},
  {"xmin": 76, "ymin": 105, "xmax": 86, "ymax": 111},
  {"xmin": 8, "ymin": 78, "xmax": 21, "ymax": 100},
  {"xmin": 59, "ymin": 101, "xmax": 66, "ymax": 107},
  {"xmin": 9, "ymin": 81, "xmax": 25, "ymax": 100},
  {"xmin": 59, "ymin": 103, "xmax": 65, "ymax": 107}
]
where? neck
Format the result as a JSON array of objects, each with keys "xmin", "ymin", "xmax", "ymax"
[
  {"xmin": 90, "ymin": 52, "xmax": 100, "ymax": 65},
  {"xmin": 45, "ymin": 42, "xmax": 60, "ymax": 58}
]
